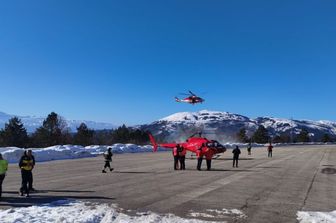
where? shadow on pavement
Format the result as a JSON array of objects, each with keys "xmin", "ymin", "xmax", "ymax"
[{"xmin": 0, "ymin": 191, "xmax": 114, "ymax": 208}]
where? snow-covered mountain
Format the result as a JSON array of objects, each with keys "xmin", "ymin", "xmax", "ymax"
[
  {"xmin": 0, "ymin": 111, "xmax": 115, "ymax": 132},
  {"xmin": 140, "ymin": 110, "xmax": 336, "ymax": 142}
]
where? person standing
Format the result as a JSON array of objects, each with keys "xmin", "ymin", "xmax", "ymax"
[
  {"xmin": 27, "ymin": 149, "xmax": 36, "ymax": 192},
  {"xmin": 0, "ymin": 153, "xmax": 8, "ymax": 198},
  {"xmin": 232, "ymin": 146, "xmax": 241, "ymax": 168},
  {"xmin": 247, "ymin": 143, "xmax": 252, "ymax": 155},
  {"xmin": 19, "ymin": 150, "xmax": 35, "ymax": 197},
  {"xmin": 178, "ymin": 145, "xmax": 186, "ymax": 170},
  {"xmin": 102, "ymin": 147, "xmax": 113, "ymax": 173},
  {"xmin": 268, "ymin": 143, "xmax": 273, "ymax": 157},
  {"xmin": 173, "ymin": 145, "xmax": 180, "ymax": 170},
  {"xmin": 196, "ymin": 145, "xmax": 204, "ymax": 171}
]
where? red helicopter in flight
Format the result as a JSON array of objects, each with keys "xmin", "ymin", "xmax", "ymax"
[
  {"xmin": 175, "ymin": 90, "xmax": 205, "ymax": 105},
  {"xmin": 149, "ymin": 132, "xmax": 226, "ymax": 170}
]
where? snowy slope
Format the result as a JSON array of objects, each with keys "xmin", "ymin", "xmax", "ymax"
[
  {"xmin": 0, "ymin": 111, "xmax": 115, "ymax": 132},
  {"xmin": 141, "ymin": 110, "xmax": 336, "ymax": 142}
]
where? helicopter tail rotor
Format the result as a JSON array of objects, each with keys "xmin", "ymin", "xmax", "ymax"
[{"xmin": 148, "ymin": 133, "xmax": 158, "ymax": 152}]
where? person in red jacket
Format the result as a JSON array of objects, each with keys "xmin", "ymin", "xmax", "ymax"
[
  {"xmin": 178, "ymin": 145, "xmax": 186, "ymax": 170},
  {"xmin": 173, "ymin": 145, "xmax": 180, "ymax": 170}
]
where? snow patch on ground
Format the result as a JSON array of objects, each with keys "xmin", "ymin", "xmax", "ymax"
[
  {"xmin": 297, "ymin": 210, "xmax": 336, "ymax": 223},
  {"xmin": 0, "ymin": 200, "xmax": 218, "ymax": 223},
  {"xmin": 189, "ymin": 208, "xmax": 246, "ymax": 220}
]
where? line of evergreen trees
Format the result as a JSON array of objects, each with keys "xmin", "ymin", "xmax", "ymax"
[
  {"xmin": 0, "ymin": 112, "xmax": 149, "ymax": 148},
  {"xmin": 236, "ymin": 126, "xmax": 335, "ymax": 144}
]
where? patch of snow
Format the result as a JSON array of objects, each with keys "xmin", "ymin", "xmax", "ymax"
[
  {"xmin": 0, "ymin": 144, "xmax": 157, "ymax": 164},
  {"xmin": 0, "ymin": 200, "xmax": 217, "ymax": 223},
  {"xmin": 297, "ymin": 210, "xmax": 336, "ymax": 223},
  {"xmin": 189, "ymin": 208, "xmax": 246, "ymax": 220}
]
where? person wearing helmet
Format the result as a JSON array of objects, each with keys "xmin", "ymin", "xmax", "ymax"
[{"xmin": 102, "ymin": 147, "xmax": 113, "ymax": 173}]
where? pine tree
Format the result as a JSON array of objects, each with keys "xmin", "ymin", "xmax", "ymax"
[
  {"xmin": 237, "ymin": 128, "xmax": 249, "ymax": 143},
  {"xmin": 273, "ymin": 133, "xmax": 291, "ymax": 143},
  {"xmin": 32, "ymin": 112, "xmax": 69, "ymax": 147},
  {"xmin": 252, "ymin": 125, "xmax": 269, "ymax": 144},
  {"xmin": 321, "ymin": 134, "xmax": 331, "ymax": 143},
  {"xmin": 0, "ymin": 117, "xmax": 29, "ymax": 147},
  {"xmin": 295, "ymin": 129, "xmax": 310, "ymax": 142},
  {"xmin": 74, "ymin": 123, "xmax": 94, "ymax": 146}
]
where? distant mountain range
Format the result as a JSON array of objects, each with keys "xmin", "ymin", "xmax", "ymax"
[
  {"xmin": 140, "ymin": 110, "xmax": 336, "ymax": 142},
  {"xmin": 1, "ymin": 110, "xmax": 336, "ymax": 142},
  {"xmin": 0, "ymin": 111, "xmax": 116, "ymax": 132}
]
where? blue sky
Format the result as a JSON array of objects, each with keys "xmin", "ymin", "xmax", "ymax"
[{"xmin": 0, "ymin": 0, "xmax": 335, "ymax": 125}]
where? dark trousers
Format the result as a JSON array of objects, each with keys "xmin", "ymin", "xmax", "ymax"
[
  {"xmin": 174, "ymin": 156, "xmax": 180, "ymax": 170},
  {"xmin": 197, "ymin": 157, "xmax": 203, "ymax": 170},
  {"xmin": 268, "ymin": 151, "xmax": 272, "ymax": 157},
  {"xmin": 179, "ymin": 156, "xmax": 185, "ymax": 170},
  {"xmin": 206, "ymin": 159, "xmax": 212, "ymax": 170},
  {"xmin": 233, "ymin": 157, "xmax": 239, "ymax": 167},
  {"xmin": 0, "ymin": 174, "xmax": 5, "ymax": 197},
  {"xmin": 20, "ymin": 170, "xmax": 32, "ymax": 194},
  {"xmin": 103, "ymin": 161, "xmax": 112, "ymax": 170}
]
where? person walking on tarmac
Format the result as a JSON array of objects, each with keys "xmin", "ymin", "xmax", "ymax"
[
  {"xmin": 232, "ymin": 146, "xmax": 241, "ymax": 168},
  {"xmin": 102, "ymin": 147, "xmax": 113, "ymax": 173},
  {"xmin": 173, "ymin": 145, "xmax": 180, "ymax": 170},
  {"xmin": 247, "ymin": 142, "xmax": 252, "ymax": 155},
  {"xmin": 178, "ymin": 145, "xmax": 186, "ymax": 170},
  {"xmin": 267, "ymin": 142, "xmax": 273, "ymax": 157},
  {"xmin": 0, "ymin": 153, "xmax": 8, "ymax": 198},
  {"xmin": 19, "ymin": 150, "xmax": 35, "ymax": 197}
]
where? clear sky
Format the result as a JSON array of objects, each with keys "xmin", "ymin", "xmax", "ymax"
[{"xmin": 0, "ymin": 0, "xmax": 335, "ymax": 125}]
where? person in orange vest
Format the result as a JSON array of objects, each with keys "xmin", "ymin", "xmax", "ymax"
[
  {"xmin": 178, "ymin": 145, "xmax": 186, "ymax": 170},
  {"xmin": 173, "ymin": 145, "xmax": 180, "ymax": 170},
  {"xmin": 268, "ymin": 143, "xmax": 273, "ymax": 157}
]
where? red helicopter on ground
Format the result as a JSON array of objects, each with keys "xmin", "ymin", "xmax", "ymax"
[
  {"xmin": 148, "ymin": 132, "xmax": 226, "ymax": 170},
  {"xmin": 175, "ymin": 90, "xmax": 205, "ymax": 105}
]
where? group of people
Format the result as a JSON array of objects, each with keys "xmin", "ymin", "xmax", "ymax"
[
  {"xmin": 0, "ymin": 149, "xmax": 36, "ymax": 199},
  {"xmin": 172, "ymin": 144, "xmax": 186, "ymax": 170},
  {"xmin": 171, "ymin": 142, "xmax": 275, "ymax": 170}
]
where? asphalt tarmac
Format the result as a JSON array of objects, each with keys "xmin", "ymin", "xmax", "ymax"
[{"xmin": 1, "ymin": 145, "xmax": 336, "ymax": 223}]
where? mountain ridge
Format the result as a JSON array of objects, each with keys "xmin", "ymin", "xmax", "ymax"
[{"xmin": 140, "ymin": 110, "xmax": 336, "ymax": 142}]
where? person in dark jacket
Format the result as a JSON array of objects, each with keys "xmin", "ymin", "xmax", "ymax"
[
  {"xmin": 102, "ymin": 147, "xmax": 113, "ymax": 173},
  {"xmin": 196, "ymin": 145, "xmax": 204, "ymax": 171},
  {"xmin": 267, "ymin": 143, "xmax": 273, "ymax": 157},
  {"xmin": 232, "ymin": 146, "xmax": 241, "ymax": 168},
  {"xmin": 178, "ymin": 145, "xmax": 186, "ymax": 170},
  {"xmin": 19, "ymin": 150, "xmax": 35, "ymax": 197},
  {"xmin": 247, "ymin": 143, "xmax": 252, "ymax": 155},
  {"xmin": 173, "ymin": 145, "xmax": 180, "ymax": 170}
]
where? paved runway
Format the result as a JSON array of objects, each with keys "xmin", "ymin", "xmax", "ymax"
[{"xmin": 1, "ymin": 145, "xmax": 336, "ymax": 222}]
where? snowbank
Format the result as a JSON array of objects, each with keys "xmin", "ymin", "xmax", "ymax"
[
  {"xmin": 0, "ymin": 200, "xmax": 218, "ymax": 223},
  {"xmin": 297, "ymin": 210, "xmax": 336, "ymax": 223},
  {"xmin": 0, "ymin": 144, "xmax": 157, "ymax": 164}
]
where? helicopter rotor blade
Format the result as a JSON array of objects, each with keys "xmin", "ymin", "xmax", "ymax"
[{"xmin": 188, "ymin": 90, "xmax": 196, "ymax": 96}]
